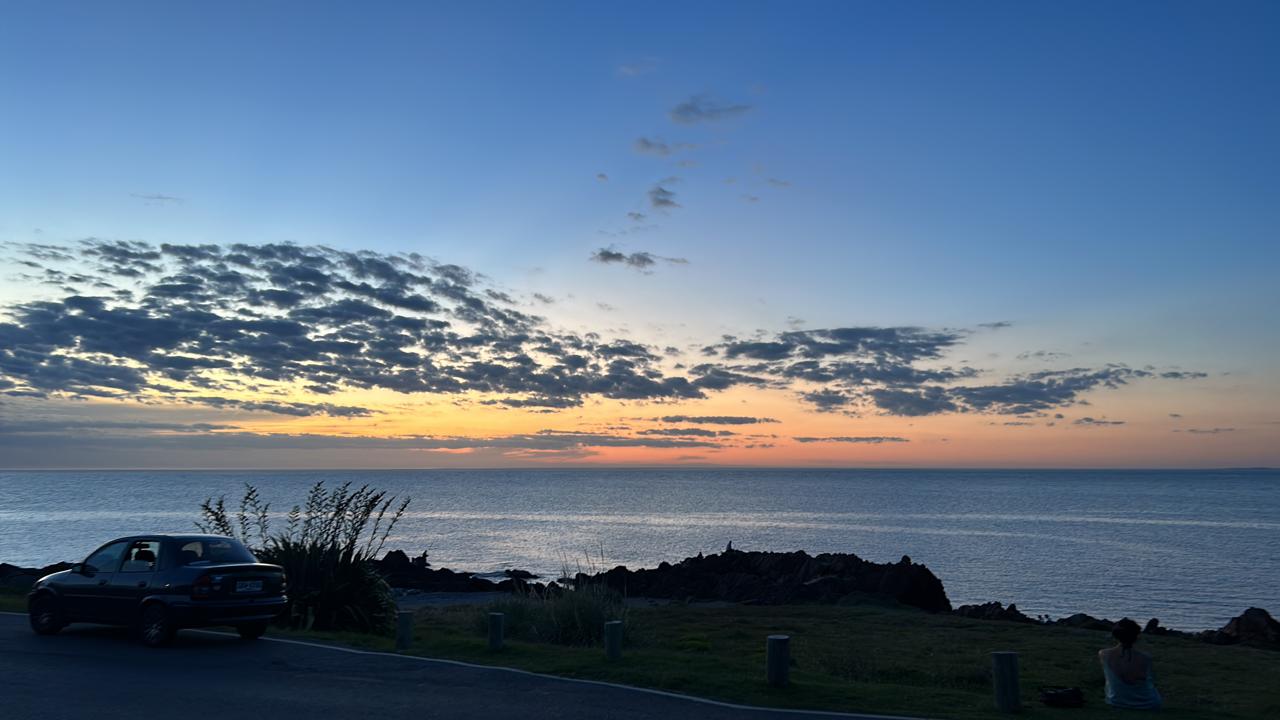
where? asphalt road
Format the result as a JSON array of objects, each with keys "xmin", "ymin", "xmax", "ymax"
[{"xmin": 0, "ymin": 613, "xmax": 916, "ymax": 720}]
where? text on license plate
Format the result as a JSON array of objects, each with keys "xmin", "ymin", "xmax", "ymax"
[{"xmin": 235, "ymin": 580, "xmax": 263, "ymax": 593}]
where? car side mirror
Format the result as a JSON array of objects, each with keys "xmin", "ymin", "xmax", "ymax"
[{"xmin": 72, "ymin": 563, "xmax": 87, "ymax": 575}]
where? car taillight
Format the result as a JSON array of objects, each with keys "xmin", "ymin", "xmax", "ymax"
[{"xmin": 192, "ymin": 574, "xmax": 214, "ymax": 598}]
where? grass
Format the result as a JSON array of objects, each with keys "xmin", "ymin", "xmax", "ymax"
[
  {"xmin": 5, "ymin": 584, "xmax": 1276, "ymax": 719},
  {"xmin": 290, "ymin": 601, "xmax": 1279, "ymax": 720}
]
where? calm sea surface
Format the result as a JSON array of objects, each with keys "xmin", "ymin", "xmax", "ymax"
[{"xmin": 1, "ymin": 468, "xmax": 1276, "ymax": 629}]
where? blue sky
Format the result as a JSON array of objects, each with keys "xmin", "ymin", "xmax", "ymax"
[{"xmin": 0, "ymin": 2, "xmax": 1277, "ymax": 467}]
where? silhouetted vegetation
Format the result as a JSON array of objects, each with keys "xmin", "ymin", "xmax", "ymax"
[
  {"xmin": 478, "ymin": 579, "xmax": 630, "ymax": 646},
  {"xmin": 197, "ymin": 482, "xmax": 408, "ymax": 633}
]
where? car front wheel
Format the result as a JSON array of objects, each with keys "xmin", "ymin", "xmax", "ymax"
[
  {"xmin": 236, "ymin": 621, "xmax": 268, "ymax": 640},
  {"xmin": 138, "ymin": 604, "xmax": 175, "ymax": 648},
  {"xmin": 28, "ymin": 595, "xmax": 64, "ymax": 636}
]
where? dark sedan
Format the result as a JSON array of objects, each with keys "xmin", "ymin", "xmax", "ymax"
[{"xmin": 27, "ymin": 534, "xmax": 287, "ymax": 647}]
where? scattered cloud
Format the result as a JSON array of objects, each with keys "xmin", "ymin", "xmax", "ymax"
[
  {"xmin": 633, "ymin": 137, "xmax": 696, "ymax": 157},
  {"xmin": 626, "ymin": 212, "xmax": 647, "ymax": 223},
  {"xmin": 0, "ymin": 240, "xmax": 1206, "ymax": 429},
  {"xmin": 792, "ymin": 436, "xmax": 909, "ymax": 444},
  {"xmin": 1181, "ymin": 427, "xmax": 1236, "ymax": 434},
  {"xmin": 767, "ymin": 178, "xmax": 791, "ymax": 187},
  {"xmin": 590, "ymin": 248, "xmax": 688, "ymax": 272},
  {"xmin": 1017, "ymin": 350, "xmax": 1070, "ymax": 361},
  {"xmin": 617, "ymin": 58, "xmax": 660, "ymax": 77},
  {"xmin": 648, "ymin": 184, "xmax": 680, "ymax": 210},
  {"xmin": 659, "ymin": 415, "xmax": 780, "ymax": 425},
  {"xmin": 742, "ymin": 194, "xmax": 760, "ymax": 204},
  {"xmin": 596, "ymin": 173, "xmax": 609, "ymax": 182},
  {"xmin": 669, "ymin": 94, "xmax": 752, "ymax": 124},
  {"xmin": 1074, "ymin": 417, "xmax": 1126, "ymax": 427},
  {"xmin": 131, "ymin": 193, "xmax": 183, "ymax": 205}
]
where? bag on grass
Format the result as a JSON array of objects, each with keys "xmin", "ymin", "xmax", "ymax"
[{"xmin": 1039, "ymin": 686, "xmax": 1085, "ymax": 708}]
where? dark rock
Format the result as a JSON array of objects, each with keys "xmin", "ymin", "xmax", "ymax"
[
  {"xmin": 1203, "ymin": 608, "xmax": 1280, "ymax": 649},
  {"xmin": 0, "ymin": 561, "xmax": 75, "ymax": 592},
  {"xmin": 954, "ymin": 601, "xmax": 1036, "ymax": 624},
  {"xmin": 1055, "ymin": 612, "xmax": 1113, "ymax": 631},
  {"xmin": 503, "ymin": 569, "xmax": 538, "ymax": 580},
  {"xmin": 588, "ymin": 548, "xmax": 951, "ymax": 612}
]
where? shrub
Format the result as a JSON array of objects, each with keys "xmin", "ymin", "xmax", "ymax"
[
  {"xmin": 197, "ymin": 481, "xmax": 409, "ymax": 634},
  {"xmin": 479, "ymin": 579, "xmax": 631, "ymax": 646}
]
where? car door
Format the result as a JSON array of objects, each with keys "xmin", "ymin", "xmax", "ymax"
[
  {"xmin": 60, "ymin": 540, "xmax": 129, "ymax": 621},
  {"xmin": 105, "ymin": 539, "xmax": 162, "ymax": 622}
]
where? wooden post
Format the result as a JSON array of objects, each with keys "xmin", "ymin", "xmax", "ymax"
[
  {"xmin": 992, "ymin": 651, "xmax": 1020, "ymax": 712},
  {"xmin": 488, "ymin": 612, "xmax": 505, "ymax": 651},
  {"xmin": 395, "ymin": 610, "xmax": 414, "ymax": 650},
  {"xmin": 766, "ymin": 634, "xmax": 790, "ymax": 687},
  {"xmin": 604, "ymin": 620, "xmax": 623, "ymax": 661}
]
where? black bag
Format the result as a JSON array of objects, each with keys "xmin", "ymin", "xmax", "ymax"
[{"xmin": 1039, "ymin": 686, "xmax": 1085, "ymax": 708}]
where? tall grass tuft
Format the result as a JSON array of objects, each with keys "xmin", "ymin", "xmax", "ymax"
[
  {"xmin": 197, "ymin": 481, "xmax": 409, "ymax": 634},
  {"xmin": 478, "ymin": 550, "xmax": 632, "ymax": 646}
]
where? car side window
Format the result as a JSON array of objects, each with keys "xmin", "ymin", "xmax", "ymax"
[
  {"xmin": 120, "ymin": 540, "xmax": 161, "ymax": 572},
  {"xmin": 83, "ymin": 541, "xmax": 129, "ymax": 573}
]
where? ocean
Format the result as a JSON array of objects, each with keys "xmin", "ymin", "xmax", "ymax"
[{"xmin": 1, "ymin": 468, "xmax": 1275, "ymax": 630}]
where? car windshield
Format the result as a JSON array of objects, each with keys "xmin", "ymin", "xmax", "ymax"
[{"xmin": 176, "ymin": 539, "xmax": 257, "ymax": 565}]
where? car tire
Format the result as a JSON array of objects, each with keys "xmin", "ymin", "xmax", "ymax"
[
  {"xmin": 139, "ymin": 604, "xmax": 175, "ymax": 648},
  {"xmin": 236, "ymin": 621, "xmax": 269, "ymax": 640},
  {"xmin": 28, "ymin": 595, "xmax": 64, "ymax": 636}
]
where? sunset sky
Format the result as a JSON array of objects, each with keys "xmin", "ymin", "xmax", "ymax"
[{"xmin": 1, "ymin": 2, "xmax": 1277, "ymax": 468}]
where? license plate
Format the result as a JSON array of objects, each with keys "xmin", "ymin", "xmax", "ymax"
[{"xmin": 235, "ymin": 580, "xmax": 263, "ymax": 593}]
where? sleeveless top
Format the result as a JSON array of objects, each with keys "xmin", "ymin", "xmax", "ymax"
[{"xmin": 1102, "ymin": 651, "xmax": 1163, "ymax": 710}]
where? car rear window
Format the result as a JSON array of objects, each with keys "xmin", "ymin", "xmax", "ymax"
[{"xmin": 176, "ymin": 539, "xmax": 258, "ymax": 565}]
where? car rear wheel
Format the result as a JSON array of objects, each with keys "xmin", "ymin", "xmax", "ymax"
[
  {"xmin": 28, "ymin": 595, "xmax": 64, "ymax": 636},
  {"xmin": 236, "ymin": 621, "xmax": 268, "ymax": 640},
  {"xmin": 139, "ymin": 604, "xmax": 175, "ymax": 648}
]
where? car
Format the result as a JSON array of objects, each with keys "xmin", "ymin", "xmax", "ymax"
[{"xmin": 27, "ymin": 534, "xmax": 288, "ymax": 647}]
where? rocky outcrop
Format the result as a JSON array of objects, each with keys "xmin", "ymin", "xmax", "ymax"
[
  {"xmin": 954, "ymin": 601, "xmax": 1036, "ymax": 623},
  {"xmin": 1200, "ymin": 608, "xmax": 1280, "ymax": 649},
  {"xmin": 578, "ymin": 549, "xmax": 952, "ymax": 612},
  {"xmin": 0, "ymin": 562, "xmax": 74, "ymax": 592}
]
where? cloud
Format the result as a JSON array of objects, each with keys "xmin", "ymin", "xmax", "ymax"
[
  {"xmin": 590, "ymin": 248, "xmax": 688, "ymax": 272},
  {"xmin": 767, "ymin": 178, "xmax": 791, "ymax": 187},
  {"xmin": 627, "ymin": 212, "xmax": 646, "ymax": 223},
  {"xmin": 669, "ymin": 94, "xmax": 752, "ymax": 124},
  {"xmin": 979, "ymin": 321, "xmax": 1013, "ymax": 330},
  {"xmin": 0, "ymin": 240, "xmax": 714, "ymax": 414},
  {"xmin": 596, "ymin": 173, "xmax": 609, "ymax": 182},
  {"xmin": 792, "ymin": 436, "xmax": 909, "ymax": 444},
  {"xmin": 1, "ymin": 240, "xmax": 1206, "ymax": 426},
  {"xmin": 742, "ymin": 194, "xmax": 760, "ymax": 204},
  {"xmin": 617, "ymin": 58, "xmax": 659, "ymax": 77},
  {"xmin": 648, "ymin": 184, "xmax": 680, "ymax": 210},
  {"xmin": 637, "ymin": 428, "xmax": 734, "ymax": 438},
  {"xmin": 1017, "ymin": 350, "xmax": 1069, "ymax": 361},
  {"xmin": 633, "ymin": 137, "xmax": 696, "ymax": 157},
  {"xmin": 1182, "ymin": 427, "xmax": 1235, "ymax": 434},
  {"xmin": 1074, "ymin": 417, "xmax": 1126, "ymax": 427},
  {"xmin": 131, "ymin": 193, "xmax": 183, "ymax": 204},
  {"xmin": 659, "ymin": 415, "xmax": 779, "ymax": 425}
]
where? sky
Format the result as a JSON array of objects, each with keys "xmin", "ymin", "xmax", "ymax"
[{"xmin": 0, "ymin": 1, "xmax": 1277, "ymax": 469}]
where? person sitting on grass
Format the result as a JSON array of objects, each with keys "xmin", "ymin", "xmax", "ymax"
[{"xmin": 1099, "ymin": 617, "xmax": 1163, "ymax": 710}]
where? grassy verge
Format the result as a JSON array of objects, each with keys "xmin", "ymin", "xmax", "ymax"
[
  {"xmin": 0, "ymin": 589, "xmax": 27, "ymax": 613},
  {"xmin": 281, "ymin": 601, "xmax": 1279, "ymax": 720}
]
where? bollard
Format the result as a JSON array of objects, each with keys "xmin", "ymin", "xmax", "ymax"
[
  {"xmin": 992, "ymin": 651, "xmax": 1020, "ymax": 712},
  {"xmin": 604, "ymin": 620, "xmax": 623, "ymax": 661},
  {"xmin": 395, "ymin": 610, "xmax": 414, "ymax": 651},
  {"xmin": 766, "ymin": 634, "xmax": 790, "ymax": 687},
  {"xmin": 488, "ymin": 612, "xmax": 505, "ymax": 651}
]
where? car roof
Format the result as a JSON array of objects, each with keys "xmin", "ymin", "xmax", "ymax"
[{"xmin": 104, "ymin": 534, "xmax": 241, "ymax": 543}]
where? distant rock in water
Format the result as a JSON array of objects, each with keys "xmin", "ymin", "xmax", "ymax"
[{"xmin": 578, "ymin": 548, "xmax": 952, "ymax": 612}]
